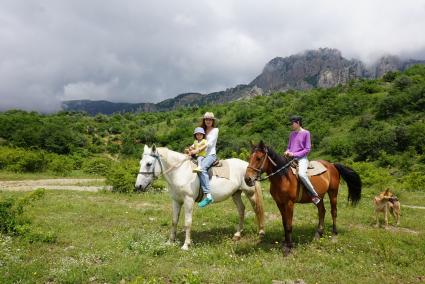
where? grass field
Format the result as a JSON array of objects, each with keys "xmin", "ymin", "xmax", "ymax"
[{"xmin": 1, "ymin": 183, "xmax": 424, "ymax": 284}]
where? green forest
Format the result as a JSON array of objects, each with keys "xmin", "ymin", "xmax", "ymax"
[{"xmin": 1, "ymin": 65, "xmax": 424, "ymax": 192}]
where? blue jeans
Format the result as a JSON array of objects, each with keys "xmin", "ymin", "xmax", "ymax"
[{"xmin": 198, "ymin": 154, "xmax": 216, "ymax": 194}]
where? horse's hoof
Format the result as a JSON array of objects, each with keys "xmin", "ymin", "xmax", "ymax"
[
  {"xmin": 331, "ymin": 235, "xmax": 338, "ymax": 243},
  {"xmin": 166, "ymin": 240, "xmax": 174, "ymax": 246},
  {"xmin": 232, "ymin": 234, "xmax": 241, "ymax": 241},
  {"xmin": 314, "ymin": 232, "xmax": 322, "ymax": 240},
  {"xmin": 259, "ymin": 230, "xmax": 265, "ymax": 239},
  {"xmin": 283, "ymin": 246, "xmax": 292, "ymax": 257},
  {"xmin": 181, "ymin": 244, "xmax": 190, "ymax": 250}
]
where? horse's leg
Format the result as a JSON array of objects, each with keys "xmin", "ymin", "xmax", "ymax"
[
  {"xmin": 384, "ymin": 204, "xmax": 389, "ymax": 228},
  {"xmin": 277, "ymin": 202, "xmax": 293, "ymax": 256},
  {"xmin": 329, "ymin": 192, "xmax": 338, "ymax": 237},
  {"xmin": 167, "ymin": 199, "xmax": 182, "ymax": 245},
  {"xmin": 232, "ymin": 191, "xmax": 245, "ymax": 241},
  {"xmin": 181, "ymin": 195, "xmax": 194, "ymax": 250},
  {"xmin": 246, "ymin": 190, "xmax": 265, "ymax": 238},
  {"xmin": 315, "ymin": 200, "xmax": 326, "ymax": 239}
]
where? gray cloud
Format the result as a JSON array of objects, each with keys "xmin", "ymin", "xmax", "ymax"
[{"xmin": 1, "ymin": 0, "xmax": 425, "ymax": 112}]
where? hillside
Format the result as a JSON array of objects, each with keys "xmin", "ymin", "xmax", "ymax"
[{"xmin": 1, "ymin": 65, "xmax": 424, "ymax": 191}]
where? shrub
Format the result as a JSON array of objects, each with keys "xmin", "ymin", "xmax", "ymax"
[
  {"xmin": 382, "ymin": 71, "xmax": 399, "ymax": 82},
  {"xmin": 82, "ymin": 157, "xmax": 112, "ymax": 176},
  {"xmin": 321, "ymin": 136, "xmax": 353, "ymax": 159},
  {"xmin": 401, "ymin": 171, "xmax": 425, "ymax": 192},
  {"xmin": 106, "ymin": 160, "xmax": 138, "ymax": 193},
  {"xmin": 1, "ymin": 148, "xmax": 47, "ymax": 173},
  {"xmin": 47, "ymin": 155, "xmax": 74, "ymax": 176},
  {"xmin": 393, "ymin": 75, "xmax": 413, "ymax": 90},
  {"xmin": 349, "ymin": 162, "xmax": 395, "ymax": 188},
  {"xmin": 0, "ymin": 189, "xmax": 45, "ymax": 235}
]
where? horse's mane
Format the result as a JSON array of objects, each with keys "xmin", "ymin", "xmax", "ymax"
[
  {"xmin": 157, "ymin": 147, "xmax": 188, "ymax": 163},
  {"xmin": 255, "ymin": 141, "xmax": 291, "ymax": 177}
]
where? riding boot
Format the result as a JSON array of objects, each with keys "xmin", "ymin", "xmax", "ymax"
[{"xmin": 299, "ymin": 176, "xmax": 321, "ymax": 205}]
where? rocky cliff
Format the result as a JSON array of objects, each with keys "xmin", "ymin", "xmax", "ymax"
[{"xmin": 62, "ymin": 48, "xmax": 425, "ymax": 114}]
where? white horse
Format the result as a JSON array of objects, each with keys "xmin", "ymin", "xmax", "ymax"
[{"xmin": 135, "ymin": 145, "xmax": 265, "ymax": 250}]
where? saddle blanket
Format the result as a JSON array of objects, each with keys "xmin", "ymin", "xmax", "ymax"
[
  {"xmin": 190, "ymin": 160, "xmax": 230, "ymax": 180},
  {"xmin": 291, "ymin": 160, "xmax": 327, "ymax": 176}
]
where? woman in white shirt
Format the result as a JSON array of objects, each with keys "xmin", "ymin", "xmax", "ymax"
[{"xmin": 189, "ymin": 112, "xmax": 219, "ymax": 208}]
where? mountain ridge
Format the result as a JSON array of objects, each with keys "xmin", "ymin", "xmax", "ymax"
[{"xmin": 62, "ymin": 48, "xmax": 425, "ymax": 115}]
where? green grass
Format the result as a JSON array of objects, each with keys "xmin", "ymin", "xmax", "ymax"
[{"xmin": 0, "ymin": 185, "xmax": 424, "ymax": 283}]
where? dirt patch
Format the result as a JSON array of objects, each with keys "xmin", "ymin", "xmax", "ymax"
[
  {"xmin": 402, "ymin": 205, "xmax": 425, "ymax": 210},
  {"xmin": 350, "ymin": 223, "xmax": 420, "ymax": 235},
  {"xmin": 0, "ymin": 179, "xmax": 111, "ymax": 192}
]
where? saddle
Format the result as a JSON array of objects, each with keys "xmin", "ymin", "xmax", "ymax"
[
  {"xmin": 290, "ymin": 160, "xmax": 327, "ymax": 203},
  {"xmin": 191, "ymin": 159, "xmax": 231, "ymax": 203},
  {"xmin": 190, "ymin": 159, "xmax": 230, "ymax": 180},
  {"xmin": 290, "ymin": 160, "xmax": 327, "ymax": 177}
]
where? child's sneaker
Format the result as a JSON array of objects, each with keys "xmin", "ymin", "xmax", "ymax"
[
  {"xmin": 192, "ymin": 167, "xmax": 203, "ymax": 173},
  {"xmin": 198, "ymin": 196, "xmax": 214, "ymax": 208}
]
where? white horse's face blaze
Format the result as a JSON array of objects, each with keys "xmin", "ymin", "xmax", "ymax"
[{"xmin": 135, "ymin": 145, "xmax": 159, "ymax": 191}]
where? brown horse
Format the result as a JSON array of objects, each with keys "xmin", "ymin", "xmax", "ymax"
[{"xmin": 244, "ymin": 141, "xmax": 362, "ymax": 255}]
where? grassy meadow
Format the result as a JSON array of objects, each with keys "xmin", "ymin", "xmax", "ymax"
[{"xmin": 1, "ymin": 182, "xmax": 424, "ymax": 284}]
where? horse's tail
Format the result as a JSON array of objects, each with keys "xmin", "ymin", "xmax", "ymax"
[
  {"xmin": 254, "ymin": 181, "xmax": 265, "ymax": 233},
  {"xmin": 334, "ymin": 163, "xmax": 362, "ymax": 205}
]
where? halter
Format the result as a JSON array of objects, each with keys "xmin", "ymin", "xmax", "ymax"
[
  {"xmin": 138, "ymin": 152, "xmax": 164, "ymax": 179},
  {"xmin": 138, "ymin": 151, "xmax": 190, "ymax": 180},
  {"xmin": 247, "ymin": 147, "xmax": 294, "ymax": 181}
]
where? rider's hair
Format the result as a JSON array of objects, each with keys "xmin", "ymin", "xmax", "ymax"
[
  {"xmin": 290, "ymin": 115, "xmax": 303, "ymax": 127},
  {"xmin": 200, "ymin": 118, "xmax": 216, "ymax": 130}
]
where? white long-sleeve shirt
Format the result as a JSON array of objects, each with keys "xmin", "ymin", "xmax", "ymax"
[{"xmin": 205, "ymin": 128, "xmax": 219, "ymax": 155}]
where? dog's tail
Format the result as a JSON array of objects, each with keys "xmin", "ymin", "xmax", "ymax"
[{"xmin": 334, "ymin": 163, "xmax": 362, "ymax": 205}]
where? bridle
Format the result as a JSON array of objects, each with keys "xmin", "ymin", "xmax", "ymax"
[
  {"xmin": 138, "ymin": 151, "xmax": 190, "ymax": 184},
  {"xmin": 138, "ymin": 152, "xmax": 164, "ymax": 180},
  {"xmin": 247, "ymin": 147, "xmax": 294, "ymax": 181}
]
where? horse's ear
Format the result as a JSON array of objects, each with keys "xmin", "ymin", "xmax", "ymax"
[
  {"xmin": 144, "ymin": 144, "xmax": 149, "ymax": 153},
  {"xmin": 152, "ymin": 144, "xmax": 157, "ymax": 152},
  {"xmin": 259, "ymin": 140, "xmax": 265, "ymax": 148}
]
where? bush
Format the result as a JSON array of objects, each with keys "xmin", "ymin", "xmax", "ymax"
[
  {"xmin": 401, "ymin": 171, "xmax": 425, "ymax": 192},
  {"xmin": 349, "ymin": 162, "xmax": 395, "ymax": 188},
  {"xmin": 393, "ymin": 75, "xmax": 413, "ymax": 90},
  {"xmin": 382, "ymin": 71, "xmax": 399, "ymax": 82},
  {"xmin": 321, "ymin": 136, "xmax": 353, "ymax": 159},
  {"xmin": 0, "ymin": 189, "xmax": 45, "ymax": 236},
  {"xmin": 82, "ymin": 157, "xmax": 113, "ymax": 176},
  {"xmin": 0, "ymin": 147, "xmax": 47, "ymax": 173},
  {"xmin": 106, "ymin": 160, "xmax": 138, "ymax": 193},
  {"xmin": 47, "ymin": 155, "xmax": 74, "ymax": 176}
]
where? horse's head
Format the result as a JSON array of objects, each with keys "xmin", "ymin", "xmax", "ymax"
[
  {"xmin": 244, "ymin": 141, "xmax": 273, "ymax": 186},
  {"xmin": 135, "ymin": 144, "xmax": 163, "ymax": 191}
]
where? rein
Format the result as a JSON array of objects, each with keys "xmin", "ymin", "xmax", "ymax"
[
  {"xmin": 248, "ymin": 148, "xmax": 294, "ymax": 181},
  {"xmin": 139, "ymin": 152, "xmax": 190, "ymax": 180}
]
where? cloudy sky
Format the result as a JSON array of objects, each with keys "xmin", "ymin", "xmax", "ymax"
[{"xmin": 1, "ymin": 0, "xmax": 425, "ymax": 112}]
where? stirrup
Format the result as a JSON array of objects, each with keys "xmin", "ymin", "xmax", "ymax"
[{"xmin": 312, "ymin": 196, "xmax": 321, "ymax": 205}]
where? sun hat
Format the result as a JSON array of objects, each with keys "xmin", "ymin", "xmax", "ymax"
[
  {"xmin": 203, "ymin": 112, "xmax": 216, "ymax": 120},
  {"xmin": 193, "ymin": 127, "xmax": 205, "ymax": 135}
]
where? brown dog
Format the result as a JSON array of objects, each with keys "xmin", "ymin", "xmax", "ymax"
[{"xmin": 373, "ymin": 188, "xmax": 400, "ymax": 227}]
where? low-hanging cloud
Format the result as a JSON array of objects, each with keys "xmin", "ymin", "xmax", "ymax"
[{"xmin": 1, "ymin": 0, "xmax": 425, "ymax": 112}]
